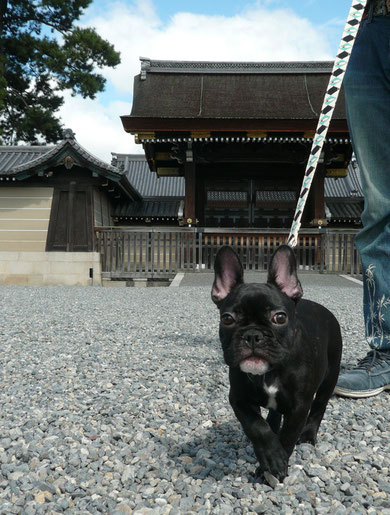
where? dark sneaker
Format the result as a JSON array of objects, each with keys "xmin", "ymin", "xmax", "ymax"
[{"xmin": 334, "ymin": 350, "xmax": 390, "ymax": 398}]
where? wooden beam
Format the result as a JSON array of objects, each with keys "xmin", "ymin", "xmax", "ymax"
[
  {"xmin": 247, "ymin": 131, "xmax": 267, "ymax": 138},
  {"xmin": 155, "ymin": 152, "xmax": 172, "ymax": 160},
  {"xmin": 121, "ymin": 116, "xmax": 349, "ymax": 133},
  {"xmin": 157, "ymin": 167, "xmax": 180, "ymax": 176},
  {"xmin": 134, "ymin": 132, "xmax": 156, "ymax": 143},
  {"xmin": 312, "ymin": 165, "xmax": 326, "ymax": 225},
  {"xmin": 184, "ymin": 152, "xmax": 196, "ymax": 224},
  {"xmin": 191, "ymin": 131, "xmax": 211, "ymax": 138},
  {"xmin": 326, "ymin": 168, "xmax": 348, "ymax": 177}
]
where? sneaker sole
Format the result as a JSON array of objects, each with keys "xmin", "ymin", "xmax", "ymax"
[{"xmin": 334, "ymin": 384, "xmax": 390, "ymax": 398}]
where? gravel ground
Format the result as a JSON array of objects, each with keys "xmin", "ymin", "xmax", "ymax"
[{"xmin": 0, "ymin": 276, "xmax": 389, "ymax": 514}]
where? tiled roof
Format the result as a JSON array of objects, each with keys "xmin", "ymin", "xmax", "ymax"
[
  {"xmin": 140, "ymin": 58, "xmax": 334, "ymax": 78},
  {"xmin": 113, "ymin": 200, "xmax": 182, "ymax": 218},
  {"xmin": 256, "ymin": 191, "xmax": 296, "ymax": 202},
  {"xmin": 0, "ymin": 130, "xmax": 121, "ymax": 177},
  {"xmin": 324, "ymin": 161, "xmax": 363, "ymax": 197},
  {"xmin": 326, "ymin": 199, "xmax": 364, "ymax": 220},
  {"xmin": 0, "ymin": 146, "xmax": 53, "ymax": 174},
  {"xmin": 112, "ymin": 153, "xmax": 185, "ymax": 197},
  {"xmin": 0, "ymin": 132, "xmax": 141, "ymax": 200}
]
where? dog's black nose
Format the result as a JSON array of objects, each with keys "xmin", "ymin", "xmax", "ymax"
[{"xmin": 242, "ymin": 329, "xmax": 264, "ymax": 348}]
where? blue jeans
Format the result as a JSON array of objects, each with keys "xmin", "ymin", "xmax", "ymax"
[{"xmin": 344, "ymin": 16, "xmax": 390, "ymax": 350}]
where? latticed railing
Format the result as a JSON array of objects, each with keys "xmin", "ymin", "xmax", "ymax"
[{"xmin": 94, "ymin": 227, "xmax": 361, "ymax": 279}]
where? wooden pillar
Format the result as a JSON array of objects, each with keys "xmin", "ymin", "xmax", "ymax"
[
  {"xmin": 312, "ymin": 164, "xmax": 326, "ymax": 225},
  {"xmin": 184, "ymin": 147, "xmax": 197, "ymax": 225}
]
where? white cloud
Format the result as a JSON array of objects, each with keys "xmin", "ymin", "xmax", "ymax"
[
  {"xmin": 60, "ymin": 0, "xmax": 335, "ymax": 162},
  {"xmin": 91, "ymin": 2, "xmax": 333, "ymax": 93},
  {"xmin": 58, "ymin": 94, "xmax": 140, "ymax": 162}
]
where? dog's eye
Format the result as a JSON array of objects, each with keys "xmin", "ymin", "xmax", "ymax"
[
  {"xmin": 272, "ymin": 312, "xmax": 288, "ymax": 325},
  {"xmin": 221, "ymin": 313, "xmax": 235, "ymax": 325}
]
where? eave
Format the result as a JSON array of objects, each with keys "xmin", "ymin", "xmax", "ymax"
[
  {"xmin": 10, "ymin": 140, "xmax": 119, "ymax": 180},
  {"xmin": 121, "ymin": 117, "xmax": 349, "ymax": 134}
]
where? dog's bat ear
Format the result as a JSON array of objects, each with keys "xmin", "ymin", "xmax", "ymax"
[
  {"xmin": 211, "ymin": 246, "xmax": 243, "ymax": 305},
  {"xmin": 267, "ymin": 245, "xmax": 303, "ymax": 301}
]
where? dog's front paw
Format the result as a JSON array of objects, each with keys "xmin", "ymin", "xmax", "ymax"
[
  {"xmin": 252, "ymin": 468, "xmax": 282, "ymax": 487},
  {"xmin": 254, "ymin": 445, "xmax": 288, "ymax": 483}
]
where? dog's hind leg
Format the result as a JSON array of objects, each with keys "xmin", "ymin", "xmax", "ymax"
[
  {"xmin": 298, "ymin": 368, "xmax": 339, "ymax": 445},
  {"xmin": 299, "ymin": 325, "xmax": 342, "ymax": 446}
]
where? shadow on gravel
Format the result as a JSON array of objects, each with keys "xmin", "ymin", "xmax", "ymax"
[{"xmin": 161, "ymin": 421, "xmax": 257, "ymax": 482}]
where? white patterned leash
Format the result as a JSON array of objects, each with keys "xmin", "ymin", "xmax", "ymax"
[{"xmin": 287, "ymin": 0, "xmax": 368, "ymax": 248}]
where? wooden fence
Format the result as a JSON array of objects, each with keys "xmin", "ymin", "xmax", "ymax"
[{"xmin": 94, "ymin": 227, "xmax": 361, "ymax": 279}]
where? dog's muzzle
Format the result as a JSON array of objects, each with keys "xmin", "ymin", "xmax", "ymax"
[
  {"xmin": 241, "ymin": 329, "xmax": 266, "ymax": 349},
  {"xmin": 239, "ymin": 328, "xmax": 270, "ymax": 375}
]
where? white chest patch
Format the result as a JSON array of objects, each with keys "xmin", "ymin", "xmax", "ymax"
[{"xmin": 264, "ymin": 382, "xmax": 279, "ymax": 410}]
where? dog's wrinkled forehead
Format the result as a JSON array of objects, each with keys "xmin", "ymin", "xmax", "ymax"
[{"xmin": 221, "ymin": 283, "xmax": 287, "ymax": 313}]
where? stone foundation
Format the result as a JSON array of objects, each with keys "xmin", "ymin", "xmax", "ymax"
[{"xmin": 0, "ymin": 252, "xmax": 102, "ymax": 286}]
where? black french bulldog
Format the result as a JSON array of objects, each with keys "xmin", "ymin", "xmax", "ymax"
[{"xmin": 211, "ymin": 245, "xmax": 342, "ymax": 482}]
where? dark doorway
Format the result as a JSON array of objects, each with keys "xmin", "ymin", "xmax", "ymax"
[{"xmin": 46, "ymin": 182, "xmax": 93, "ymax": 251}]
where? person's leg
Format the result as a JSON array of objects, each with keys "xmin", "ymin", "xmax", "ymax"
[{"xmin": 335, "ymin": 17, "xmax": 390, "ymax": 397}]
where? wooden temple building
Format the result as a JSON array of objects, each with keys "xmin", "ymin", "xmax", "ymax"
[
  {"xmin": 121, "ymin": 58, "xmax": 352, "ymax": 230},
  {"xmin": 0, "ymin": 59, "xmax": 363, "ymax": 285}
]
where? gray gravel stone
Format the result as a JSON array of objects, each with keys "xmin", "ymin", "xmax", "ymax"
[{"xmin": 0, "ymin": 278, "xmax": 389, "ymax": 513}]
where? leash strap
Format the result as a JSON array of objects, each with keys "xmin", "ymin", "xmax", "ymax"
[{"xmin": 287, "ymin": 0, "xmax": 368, "ymax": 248}]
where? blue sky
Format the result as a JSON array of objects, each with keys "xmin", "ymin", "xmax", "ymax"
[
  {"xmin": 88, "ymin": 0, "xmax": 349, "ymax": 29},
  {"xmin": 59, "ymin": 0, "xmax": 354, "ymax": 161},
  {"xmin": 153, "ymin": 0, "xmax": 349, "ymax": 27}
]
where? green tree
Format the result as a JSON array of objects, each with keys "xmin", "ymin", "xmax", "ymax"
[{"xmin": 0, "ymin": 0, "xmax": 121, "ymax": 144}]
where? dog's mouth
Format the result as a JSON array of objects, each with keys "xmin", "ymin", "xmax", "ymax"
[{"xmin": 239, "ymin": 355, "xmax": 269, "ymax": 376}]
